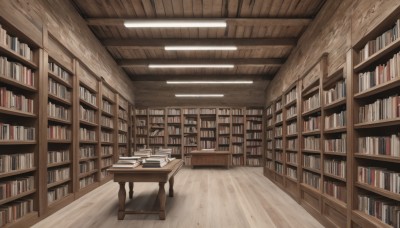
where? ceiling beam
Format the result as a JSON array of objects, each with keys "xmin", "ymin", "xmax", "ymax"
[
  {"xmin": 86, "ymin": 18, "xmax": 312, "ymax": 27},
  {"xmin": 118, "ymin": 58, "xmax": 284, "ymax": 67},
  {"xmin": 129, "ymin": 74, "xmax": 273, "ymax": 81},
  {"xmin": 102, "ymin": 38, "xmax": 296, "ymax": 49}
]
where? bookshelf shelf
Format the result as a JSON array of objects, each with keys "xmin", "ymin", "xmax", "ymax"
[
  {"xmin": 286, "ymin": 162, "xmax": 298, "ymax": 167},
  {"xmin": 47, "ymin": 161, "xmax": 71, "ymax": 168},
  {"xmin": 48, "ymin": 93, "xmax": 71, "ymax": 105},
  {"xmin": 0, "ymin": 189, "xmax": 36, "ymax": 206},
  {"xmin": 0, "ymin": 75, "xmax": 37, "ymax": 92},
  {"xmin": 79, "ymin": 99, "xmax": 98, "ymax": 110},
  {"xmin": 354, "ymin": 77, "xmax": 400, "ymax": 99},
  {"xmin": 323, "ymin": 172, "xmax": 346, "ymax": 182},
  {"xmin": 355, "ymin": 182, "xmax": 400, "ymax": 201},
  {"xmin": 48, "ymin": 140, "xmax": 72, "ymax": 144},
  {"xmin": 354, "ymin": 153, "xmax": 400, "ymax": 163},
  {"xmin": 301, "ymin": 107, "xmax": 321, "ymax": 117},
  {"xmin": 79, "ymin": 169, "xmax": 98, "ymax": 179},
  {"xmin": 324, "ymin": 151, "xmax": 346, "ymax": 157},
  {"xmin": 101, "ymin": 110, "xmax": 113, "ymax": 117},
  {"xmin": 0, "ymin": 44, "xmax": 38, "ymax": 69},
  {"xmin": 0, "ymin": 106, "xmax": 36, "ymax": 118},
  {"xmin": 48, "ymin": 117, "xmax": 71, "ymax": 125},
  {"xmin": 302, "ymin": 166, "xmax": 322, "ymax": 174},
  {"xmin": 323, "ymin": 127, "xmax": 346, "ymax": 134},
  {"xmin": 48, "ymin": 71, "xmax": 72, "ymax": 88},
  {"xmin": 0, "ymin": 168, "xmax": 36, "ymax": 179},
  {"xmin": 352, "ymin": 210, "xmax": 393, "ymax": 228},
  {"xmin": 354, "ymin": 118, "xmax": 400, "ymax": 129},
  {"xmin": 324, "ymin": 97, "xmax": 346, "ymax": 110},
  {"xmin": 322, "ymin": 194, "xmax": 347, "ymax": 210},
  {"xmin": 302, "ymin": 130, "xmax": 321, "ymax": 136},
  {"xmin": 285, "ymin": 115, "xmax": 297, "ymax": 122},
  {"xmin": 300, "ymin": 183, "xmax": 320, "ymax": 194},
  {"xmin": 80, "ymin": 120, "xmax": 98, "ymax": 127},
  {"xmin": 0, "ymin": 140, "xmax": 36, "ymax": 145},
  {"xmin": 47, "ymin": 179, "xmax": 71, "ymax": 189}
]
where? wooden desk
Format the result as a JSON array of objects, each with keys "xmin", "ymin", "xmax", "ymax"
[
  {"xmin": 189, "ymin": 151, "xmax": 232, "ymax": 169},
  {"xmin": 108, "ymin": 159, "xmax": 183, "ymax": 220}
]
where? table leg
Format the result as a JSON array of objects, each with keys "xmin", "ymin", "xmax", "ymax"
[
  {"xmin": 169, "ymin": 176, "xmax": 174, "ymax": 197},
  {"xmin": 129, "ymin": 182, "xmax": 134, "ymax": 199},
  {"xmin": 118, "ymin": 182, "xmax": 126, "ymax": 220},
  {"xmin": 158, "ymin": 182, "xmax": 166, "ymax": 220}
]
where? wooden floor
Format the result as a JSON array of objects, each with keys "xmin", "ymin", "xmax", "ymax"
[{"xmin": 33, "ymin": 167, "xmax": 323, "ymax": 228}]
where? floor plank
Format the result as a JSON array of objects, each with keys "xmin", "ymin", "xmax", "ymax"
[{"xmin": 33, "ymin": 167, "xmax": 323, "ymax": 228}]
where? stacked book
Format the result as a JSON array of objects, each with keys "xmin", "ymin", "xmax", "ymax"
[
  {"xmin": 143, "ymin": 155, "xmax": 170, "ymax": 168},
  {"xmin": 112, "ymin": 156, "xmax": 141, "ymax": 168},
  {"xmin": 133, "ymin": 149, "xmax": 152, "ymax": 158},
  {"xmin": 154, "ymin": 148, "xmax": 172, "ymax": 158}
]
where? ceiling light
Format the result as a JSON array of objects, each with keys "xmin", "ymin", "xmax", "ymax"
[
  {"xmin": 167, "ymin": 81, "xmax": 253, "ymax": 84},
  {"xmin": 175, "ymin": 94, "xmax": 224, "ymax": 98},
  {"xmin": 149, "ymin": 64, "xmax": 234, "ymax": 68},
  {"xmin": 165, "ymin": 46, "xmax": 237, "ymax": 51},
  {"xmin": 124, "ymin": 20, "xmax": 226, "ymax": 28}
]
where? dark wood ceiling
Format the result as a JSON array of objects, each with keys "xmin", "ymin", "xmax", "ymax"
[{"xmin": 71, "ymin": 0, "xmax": 326, "ymax": 107}]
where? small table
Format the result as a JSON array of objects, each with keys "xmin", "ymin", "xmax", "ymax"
[
  {"xmin": 189, "ymin": 151, "xmax": 232, "ymax": 169},
  {"xmin": 108, "ymin": 159, "xmax": 183, "ymax": 220}
]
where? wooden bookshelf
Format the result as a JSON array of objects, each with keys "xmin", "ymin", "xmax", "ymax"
[
  {"xmin": 273, "ymin": 96, "xmax": 284, "ymax": 186},
  {"xmin": 117, "ymin": 95, "xmax": 129, "ymax": 157},
  {"xmin": 217, "ymin": 108, "xmax": 230, "ymax": 152},
  {"xmin": 183, "ymin": 108, "xmax": 198, "ymax": 165},
  {"xmin": 148, "ymin": 108, "xmax": 165, "ymax": 152},
  {"xmin": 135, "ymin": 108, "xmax": 148, "ymax": 150},
  {"xmin": 199, "ymin": 108, "xmax": 217, "ymax": 151},
  {"xmin": 245, "ymin": 108, "xmax": 264, "ymax": 167},
  {"xmin": 167, "ymin": 108, "xmax": 182, "ymax": 159},
  {"xmin": 350, "ymin": 12, "xmax": 400, "ymax": 228},
  {"xmin": 231, "ymin": 108, "xmax": 245, "ymax": 166},
  {"xmin": 0, "ymin": 18, "xmax": 40, "ymax": 226}
]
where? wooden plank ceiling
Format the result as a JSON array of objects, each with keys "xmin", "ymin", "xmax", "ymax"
[{"xmin": 71, "ymin": 0, "xmax": 325, "ymax": 107}]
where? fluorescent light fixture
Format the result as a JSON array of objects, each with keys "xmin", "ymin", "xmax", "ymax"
[
  {"xmin": 149, "ymin": 64, "xmax": 234, "ymax": 68},
  {"xmin": 124, "ymin": 20, "xmax": 226, "ymax": 28},
  {"xmin": 165, "ymin": 46, "xmax": 237, "ymax": 51},
  {"xmin": 175, "ymin": 94, "xmax": 224, "ymax": 98},
  {"xmin": 167, "ymin": 81, "xmax": 253, "ymax": 84}
]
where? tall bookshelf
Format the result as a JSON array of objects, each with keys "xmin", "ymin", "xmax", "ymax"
[
  {"xmin": 183, "ymin": 108, "xmax": 198, "ymax": 165},
  {"xmin": 217, "ymin": 108, "xmax": 231, "ymax": 152},
  {"xmin": 0, "ymin": 19, "xmax": 40, "ymax": 226},
  {"xmin": 135, "ymin": 108, "xmax": 148, "ymax": 150},
  {"xmin": 148, "ymin": 108, "xmax": 165, "ymax": 152},
  {"xmin": 264, "ymin": 104, "xmax": 274, "ymax": 177},
  {"xmin": 321, "ymin": 67, "xmax": 348, "ymax": 226},
  {"xmin": 199, "ymin": 108, "xmax": 217, "ymax": 150},
  {"xmin": 246, "ymin": 108, "xmax": 263, "ymax": 166},
  {"xmin": 299, "ymin": 72, "xmax": 324, "ymax": 216},
  {"xmin": 76, "ymin": 64, "xmax": 100, "ymax": 196},
  {"xmin": 167, "ymin": 108, "xmax": 182, "ymax": 158},
  {"xmin": 130, "ymin": 104, "xmax": 135, "ymax": 155},
  {"xmin": 231, "ymin": 108, "xmax": 245, "ymax": 166},
  {"xmin": 273, "ymin": 97, "xmax": 284, "ymax": 186},
  {"xmin": 117, "ymin": 95, "xmax": 129, "ymax": 157},
  {"xmin": 99, "ymin": 81, "xmax": 116, "ymax": 182},
  {"xmin": 45, "ymin": 36, "xmax": 75, "ymax": 214},
  {"xmin": 351, "ymin": 12, "xmax": 400, "ymax": 228},
  {"xmin": 283, "ymin": 82, "xmax": 300, "ymax": 200}
]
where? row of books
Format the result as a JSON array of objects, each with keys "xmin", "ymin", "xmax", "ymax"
[
  {"xmin": 266, "ymin": 141, "xmax": 272, "ymax": 149},
  {"xmin": 135, "ymin": 109, "xmax": 147, "ymax": 115},
  {"xmin": 0, "ymin": 123, "xmax": 35, "ymax": 141},
  {"xmin": 247, "ymin": 147, "xmax": 262, "ymax": 155},
  {"xmin": 149, "ymin": 117, "xmax": 164, "ymax": 124},
  {"xmin": 232, "ymin": 125, "xmax": 244, "ymax": 134},
  {"xmin": 148, "ymin": 137, "xmax": 162, "ymax": 144},
  {"xmin": 80, "ymin": 105, "xmax": 96, "ymax": 123},
  {"xmin": 286, "ymin": 167, "xmax": 297, "ymax": 180},
  {"xmin": 287, "ymin": 152, "xmax": 298, "ymax": 164},
  {"xmin": 136, "ymin": 128, "xmax": 147, "ymax": 135},
  {"xmin": 167, "ymin": 126, "xmax": 180, "ymax": 135},
  {"xmin": 48, "ymin": 150, "xmax": 69, "ymax": 164},
  {"xmin": 303, "ymin": 92, "xmax": 320, "ymax": 113},
  {"xmin": 218, "ymin": 136, "xmax": 229, "ymax": 145},
  {"xmin": 183, "ymin": 109, "xmax": 197, "ymax": 115},
  {"xmin": 266, "ymin": 130, "xmax": 272, "ymax": 139},
  {"xmin": 232, "ymin": 145, "xmax": 243, "ymax": 154},
  {"xmin": 303, "ymin": 116, "xmax": 320, "ymax": 132},
  {"xmin": 325, "ymin": 134, "xmax": 347, "ymax": 153},
  {"xmin": 324, "ymin": 159, "xmax": 346, "ymax": 178},
  {"xmin": 0, "ymin": 56, "xmax": 35, "ymax": 87},
  {"xmin": 168, "ymin": 137, "xmax": 181, "ymax": 144},
  {"xmin": 148, "ymin": 109, "xmax": 164, "ymax": 115},
  {"xmin": 79, "ymin": 86, "xmax": 96, "ymax": 107},
  {"xmin": 48, "ymin": 167, "xmax": 69, "ymax": 184},
  {"xmin": 0, "ymin": 198, "xmax": 34, "ymax": 227},
  {"xmin": 266, "ymin": 119, "xmax": 273, "ymax": 127},
  {"xmin": 275, "ymin": 163, "xmax": 283, "ymax": 174},
  {"xmin": 219, "ymin": 127, "xmax": 230, "ymax": 134},
  {"xmin": 101, "ymin": 132, "xmax": 113, "ymax": 142},
  {"xmin": 0, "ymin": 176, "xmax": 34, "ymax": 200},
  {"xmin": 200, "ymin": 108, "xmax": 216, "ymax": 115},
  {"xmin": 167, "ymin": 116, "xmax": 180, "ymax": 123},
  {"xmin": 358, "ymin": 95, "xmax": 400, "ymax": 123},
  {"xmin": 304, "ymin": 136, "xmax": 321, "ymax": 151},
  {"xmin": 200, "ymin": 130, "xmax": 215, "ymax": 137},
  {"xmin": 200, "ymin": 121, "xmax": 216, "ymax": 128},
  {"xmin": 276, "ymin": 113, "xmax": 283, "ymax": 122},
  {"xmin": 136, "ymin": 119, "xmax": 146, "ymax": 126},
  {"xmin": 101, "ymin": 146, "xmax": 113, "ymax": 156},
  {"xmin": 102, "ymin": 100, "xmax": 112, "ymax": 114},
  {"xmin": 48, "ymin": 125, "xmax": 71, "ymax": 140},
  {"xmin": 247, "ymin": 109, "xmax": 263, "ymax": 115},
  {"xmin": 286, "ymin": 106, "xmax": 297, "ymax": 119},
  {"xmin": 184, "ymin": 126, "xmax": 196, "ymax": 133},
  {"xmin": 287, "ymin": 138, "xmax": 298, "ymax": 150},
  {"xmin": 303, "ymin": 154, "xmax": 321, "ymax": 170},
  {"xmin": 101, "ymin": 158, "xmax": 113, "ymax": 167},
  {"xmin": 48, "ymin": 62, "xmax": 71, "ymax": 84},
  {"xmin": 79, "ymin": 175, "xmax": 94, "ymax": 189},
  {"xmin": 232, "ymin": 116, "xmax": 244, "ymax": 123},
  {"xmin": 275, "ymin": 151, "xmax": 283, "ymax": 161},
  {"xmin": 118, "ymin": 147, "xmax": 127, "ymax": 156},
  {"xmin": 79, "ymin": 128, "xmax": 96, "ymax": 141},
  {"xmin": 265, "ymin": 160, "xmax": 273, "ymax": 169},
  {"xmin": 324, "ymin": 80, "xmax": 346, "ymax": 105},
  {"xmin": 358, "ymin": 134, "xmax": 400, "ymax": 157},
  {"xmin": 48, "ymin": 101, "xmax": 70, "ymax": 121},
  {"xmin": 246, "ymin": 132, "xmax": 262, "ymax": 139},
  {"xmin": 287, "ymin": 122, "xmax": 297, "ymax": 135},
  {"xmin": 359, "ymin": 53, "xmax": 400, "ymax": 93},
  {"xmin": 0, "ymin": 153, "xmax": 34, "ymax": 173},
  {"xmin": 286, "ymin": 87, "xmax": 298, "ymax": 104},
  {"xmin": 325, "ymin": 110, "xmax": 346, "ymax": 129},
  {"xmin": 266, "ymin": 107, "xmax": 272, "ymax": 116},
  {"xmin": 359, "ymin": 18, "xmax": 400, "ymax": 62},
  {"xmin": 246, "ymin": 122, "xmax": 262, "ymax": 130},
  {"xmin": 80, "ymin": 146, "xmax": 95, "ymax": 159},
  {"xmin": 0, "ymin": 87, "xmax": 34, "ymax": 113},
  {"xmin": 118, "ymin": 134, "xmax": 127, "ymax": 143},
  {"xmin": 358, "ymin": 166, "xmax": 400, "ymax": 194},
  {"xmin": 246, "ymin": 158, "xmax": 261, "ymax": 166},
  {"xmin": 275, "ymin": 101, "xmax": 282, "ymax": 111},
  {"xmin": 150, "ymin": 129, "xmax": 164, "ymax": 137},
  {"xmin": 184, "ymin": 118, "xmax": 197, "ymax": 124},
  {"xmin": 168, "ymin": 109, "xmax": 180, "ymax": 115},
  {"xmin": 233, "ymin": 156, "xmax": 244, "ymax": 166},
  {"xmin": 218, "ymin": 117, "xmax": 229, "ymax": 123},
  {"xmin": 274, "ymin": 139, "xmax": 282, "ymax": 149},
  {"xmin": 0, "ymin": 25, "xmax": 33, "ymax": 60},
  {"xmin": 47, "ymin": 184, "xmax": 68, "ymax": 205},
  {"xmin": 101, "ymin": 116, "xmax": 113, "ymax": 128},
  {"xmin": 118, "ymin": 110, "xmax": 127, "ymax": 121},
  {"xmin": 218, "ymin": 109, "xmax": 230, "ymax": 115},
  {"xmin": 200, "ymin": 140, "xmax": 215, "ymax": 149},
  {"xmin": 357, "ymin": 194, "xmax": 400, "ymax": 227},
  {"xmin": 324, "ymin": 180, "xmax": 346, "ymax": 202},
  {"xmin": 303, "ymin": 171, "xmax": 321, "ymax": 190},
  {"xmin": 49, "ymin": 78, "xmax": 70, "ymax": 101}
]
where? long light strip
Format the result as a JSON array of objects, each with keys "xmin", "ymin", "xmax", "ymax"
[
  {"xmin": 167, "ymin": 81, "xmax": 253, "ymax": 84},
  {"xmin": 165, "ymin": 46, "xmax": 237, "ymax": 51},
  {"xmin": 124, "ymin": 20, "xmax": 226, "ymax": 28},
  {"xmin": 175, "ymin": 94, "xmax": 224, "ymax": 98},
  {"xmin": 149, "ymin": 64, "xmax": 234, "ymax": 68}
]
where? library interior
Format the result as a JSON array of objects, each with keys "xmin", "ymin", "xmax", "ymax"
[{"xmin": 0, "ymin": 0, "xmax": 400, "ymax": 227}]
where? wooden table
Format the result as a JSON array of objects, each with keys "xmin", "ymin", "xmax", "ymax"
[
  {"xmin": 189, "ymin": 151, "xmax": 232, "ymax": 169},
  {"xmin": 107, "ymin": 159, "xmax": 183, "ymax": 220}
]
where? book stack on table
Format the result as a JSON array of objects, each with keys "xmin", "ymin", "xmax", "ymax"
[
  {"xmin": 112, "ymin": 156, "xmax": 141, "ymax": 168},
  {"xmin": 133, "ymin": 149, "xmax": 152, "ymax": 158},
  {"xmin": 142, "ymin": 155, "xmax": 176, "ymax": 168}
]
